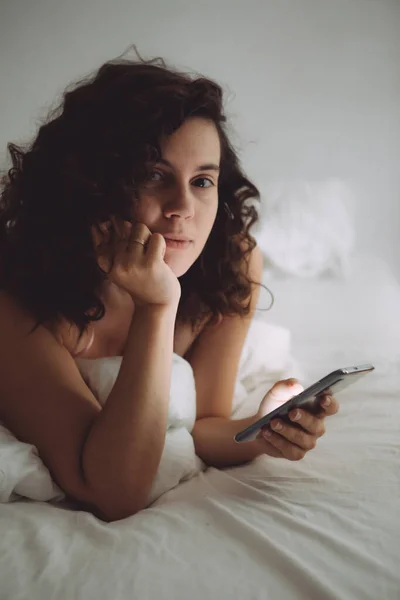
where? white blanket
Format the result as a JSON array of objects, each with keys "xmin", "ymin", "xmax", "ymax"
[{"xmin": 0, "ymin": 320, "xmax": 296, "ymax": 506}]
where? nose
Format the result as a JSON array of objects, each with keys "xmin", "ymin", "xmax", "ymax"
[{"xmin": 162, "ymin": 182, "xmax": 195, "ymax": 220}]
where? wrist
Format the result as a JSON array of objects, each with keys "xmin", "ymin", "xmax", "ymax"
[
  {"xmin": 133, "ymin": 302, "xmax": 178, "ymax": 321},
  {"xmin": 122, "ymin": 301, "xmax": 177, "ymax": 359}
]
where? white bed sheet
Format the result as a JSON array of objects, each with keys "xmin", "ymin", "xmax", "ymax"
[{"xmin": 1, "ymin": 255, "xmax": 399, "ymax": 600}]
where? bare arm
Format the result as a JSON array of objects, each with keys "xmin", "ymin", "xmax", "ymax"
[
  {"xmin": 0, "ymin": 300, "xmax": 176, "ymax": 522},
  {"xmin": 82, "ymin": 304, "xmax": 176, "ymax": 519},
  {"xmin": 190, "ymin": 244, "xmax": 265, "ymax": 467}
]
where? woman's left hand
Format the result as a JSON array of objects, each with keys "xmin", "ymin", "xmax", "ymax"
[{"xmin": 256, "ymin": 379, "xmax": 339, "ymax": 461}]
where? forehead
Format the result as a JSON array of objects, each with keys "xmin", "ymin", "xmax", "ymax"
[{"xmin": 159, "ymin": 117, "xmax": 221, "ymax": 166}]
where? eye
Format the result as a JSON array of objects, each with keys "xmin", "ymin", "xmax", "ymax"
[
  {"xmin": 149, "ymin": 170, "xmax": 164, "ymax": 182},
  {"xmin": 192, "ymin": 177, "xmax": 214, "ymax": 189},
  {"xmin": 142, "ymin": 170, "xmax": 165, "ymax": 189}
]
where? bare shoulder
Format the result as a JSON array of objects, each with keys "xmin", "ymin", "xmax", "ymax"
[
  {"xmin": 0, "ymin": 292, "xmax": 101, "ymax": 503},
  {"xmin": 0, "ymin": 291, "xmax": 73, "ymax": 385}
]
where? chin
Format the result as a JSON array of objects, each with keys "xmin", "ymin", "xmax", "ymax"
[
  {"xmin": 165, "ymin": 255, "xmax": 194, "ymax": 278},
  {"xmin": 170, "ymin": 263, "xmax": 192, "ymax": 278}
]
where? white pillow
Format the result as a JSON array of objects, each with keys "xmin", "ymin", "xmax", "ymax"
[{"xmin": 254, "ymin": 180, "xmax": 355, "ymax": 278}]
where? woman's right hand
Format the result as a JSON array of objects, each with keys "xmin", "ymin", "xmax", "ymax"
[
  {"xmin": 94, "ymin": 219, "xmax": 181, "ymax": 308},
  {"xmin": 255, "ymin": 379, "xmax": 338, "ymax": 461}
]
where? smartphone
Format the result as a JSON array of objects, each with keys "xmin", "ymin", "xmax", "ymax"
[{"xmin": 234, "ymin": 364, "xmax": 375, "ymax": 443}]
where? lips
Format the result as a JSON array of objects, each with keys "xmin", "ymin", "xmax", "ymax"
[
  {"xmin": 162, "ymin": 234, "xmax": 192, "ymax": 242},
  {"xmin": 163, "ymin": 238, "xmax": 192, "ymax": 250},
  {"xmin": 160, "ymin": 233, "xmax": 193, "ymax": 250}
]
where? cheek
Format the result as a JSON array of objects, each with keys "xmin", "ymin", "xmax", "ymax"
[
  {"xmin": 198, "ymin": 202, "xmax": 218, "ymax": 242},
  {"xmin": 133, "ymin": 195, "xmax": 160, "ymax": 224}
]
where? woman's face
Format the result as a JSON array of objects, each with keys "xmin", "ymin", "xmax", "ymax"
[{"xmin": 134, "ymin": 117, "xmax": 221, "ymax": 277}]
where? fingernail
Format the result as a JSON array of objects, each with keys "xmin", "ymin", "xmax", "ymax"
[
  {"xmin": 321, "ymin": 396, "xmax": 331, "ymax": 407},
  {"xmin": 290, "ymin": 410, "xmax": 301, "ymax": 422},
  {"xmin": 271, "ymin": 421, "xmax": 282, "ymax": 431},
  {"xmin": 263, "ymin": 429, "xmax": 272, "ymax": 439}
]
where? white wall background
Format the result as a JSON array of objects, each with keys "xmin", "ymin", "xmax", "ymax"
[{"xmin": 1, "ymin": 0, "xmax": 399, "ymax": 278}]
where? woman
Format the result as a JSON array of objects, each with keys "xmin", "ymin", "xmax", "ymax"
[{"xmin": 0, "ymin": 55, "xmax": 338, "ymax": 522}]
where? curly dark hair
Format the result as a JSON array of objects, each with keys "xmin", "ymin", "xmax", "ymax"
[{"xmin": 0, "ymin": 53, "xmax": 261, "ymax": 334}]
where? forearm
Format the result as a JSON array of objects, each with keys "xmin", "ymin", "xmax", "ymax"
[
  {"xmin": 192, "ymin": 415, "xmax": 265, "ymax": 468},
  {"xmin": 82, "ymin": 304, "xmax": 177, "ymax": 520}
]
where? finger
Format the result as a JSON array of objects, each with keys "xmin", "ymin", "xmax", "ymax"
[
  {"xmin": 91, "ymin": 224, "xmax": 104, "ymax": 249},
  {"xmin": 128, "ymin": 222, "xmax": 151, "ymax": 246},
  {"xmin": 92, "ymin": 220, "xmax": 113, "ymax": 256},
  {"xmin": 126, "ymin": 223, "xmax": 151, "ymax": 257},
  {"xmin": 145, "ymin": 232, "xmax": 166, "ymax": 263},
  {"xmin": 287, "ymin": 410, "xmax": 326, "ymax": 437},
  {"xmin": 97, "ymin": 252, "xmax": 111, "ymax": 274},
  {"xmin": 270, "ymin": 420, "xmax": 318, "ymax": 450},
  {"xmin": 95, "ymin": 226, "xmax": 114, "ymax": 273},
  {"xmin": 318, "ymin": 394, "xmax": 339, "ymax": 416},
  {"xmin": 110, "ymin": 215, "xmax": 125, "ymax": 240},
  {"xmin": 121, "ymin": 221, "xmax": 133, "ymax": 242},
  {"xmin": 261, "ymin": 428, "xmax": 306, "ymax": 461}
]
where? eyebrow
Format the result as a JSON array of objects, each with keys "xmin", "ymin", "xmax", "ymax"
[{"xmin": 157, "ymin": 158, "xmax": 220, "ymax": 172}]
